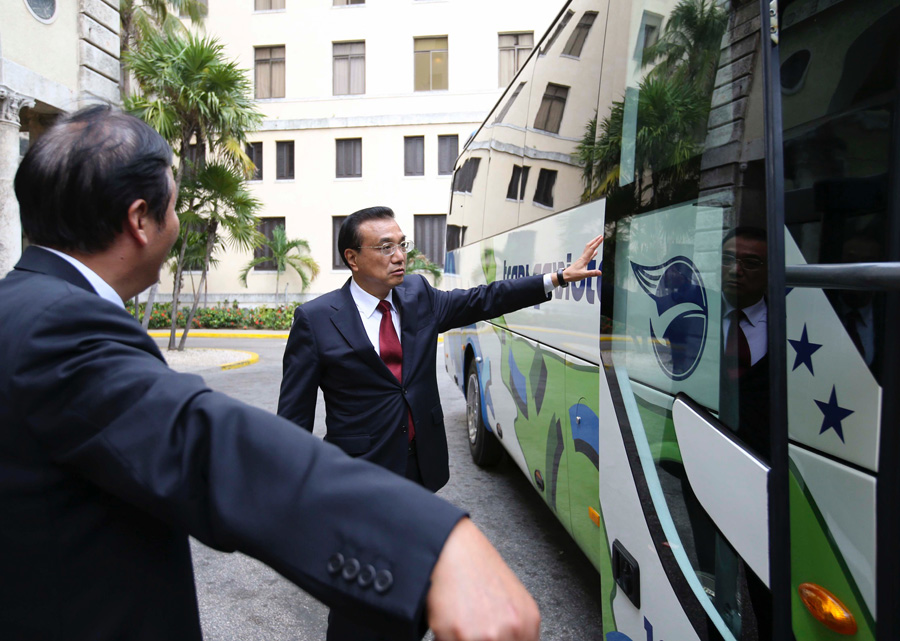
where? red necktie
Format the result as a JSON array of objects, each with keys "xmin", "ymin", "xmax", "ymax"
[
  {"xmin": 725, "ymin": 309, "xmax": 751, "ymax": 380},
  {"xmin": 377, "ymin": 300, "xmax": 414, "ymax": 441}
]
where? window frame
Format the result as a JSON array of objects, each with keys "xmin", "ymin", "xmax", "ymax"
[
  {"xmin": 332, "ymin": 216, "xmax": 348, "ymax": 269},
  {"xmin": 333, "ymin": 41, "xmax": 366, "ymax": 96},
  {"xmin": 498, "ymin": 32, "xmax": 534, "ymax": 87},
  {"xmin": 276, "ymin": 140, "xmax": 294, "ymax": 180},
  {"xmin": 414, "ymin": 214, "xmax": 447, "ymax": 268},
  {"xmin": 533, "ymin": 83, "xmax": 569, "ymax": 134},
  {"xmin": 254, "ymin": 217, "xmax": 286, "ymax": 271},
  {"xmin": 438, "ymin": 135, "xmax": 459, "ymax": 176},
  {"xmin": 336, "ymin": 138, "xmax": 363, "ymax": 178},
  {"xmin": 414, "ymin": 36, "xmax": 449, "ymax": 92},
  {"xmin": 246, "ymin": 142, "xmax": 263, "ymax": 181},
  {"xmin": 404, "ymin": 136, "xmax": 425, "ymax": 177},
  {"xmin": 533, "ymin": 168, "xmax": 557, "ymax": 208},
  {"xmin": 561, "ymin": 12, "xmax": 598, "ymax": 58},
  {"xmin": 255, "ymin": 45, "xmax": 286, "ymax": 99}
]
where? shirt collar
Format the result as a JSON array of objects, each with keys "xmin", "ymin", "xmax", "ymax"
[
  {"xmin": 36, "ymin": 246, "xmax": 125, "ymax": 309},
  {"xmin": 349, "ymin": 278, "xmax": 395, "ymax": 319},
  {"xmin": 723, "ymin": 296, "xmax": 767, "ymax": 326}
]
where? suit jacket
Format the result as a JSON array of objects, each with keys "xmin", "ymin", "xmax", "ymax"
[
  {"xmin": 0, "ymin": 247, "xmax": 465, "ymax": 641},
  {"xmin": 278, "ymin": 274, "xmax": 550, "ymax": 492}
]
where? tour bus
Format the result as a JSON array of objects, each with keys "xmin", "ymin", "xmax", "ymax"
[{"xmin": 441, "ymin": 0, "xmax": 899, "ymax": 639}]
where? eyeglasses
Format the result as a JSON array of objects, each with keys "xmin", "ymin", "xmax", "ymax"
[
  {"xmin": 721, "ymin": 253, "xmax": 765, "ymax": 271},
  {"xmin": 357, "ymin": 240, "xmax": 415, "ymax": 256}
]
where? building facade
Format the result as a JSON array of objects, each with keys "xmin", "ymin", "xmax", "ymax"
[
  {"xmin": 168, "ymin": 0, "xmax": 559, "ymax": 303},
  {"xmin": 0, "ymin": 0, "xmax": 121, "ymax": 276}
]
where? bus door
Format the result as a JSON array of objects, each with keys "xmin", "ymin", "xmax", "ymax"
[
  {"xmin": 776, "ymin": 0, "xmax": 900, "ymax": 638},
  {"xmin": 597, "ymin": 0, "xmax": 776, "ymax": 638}
]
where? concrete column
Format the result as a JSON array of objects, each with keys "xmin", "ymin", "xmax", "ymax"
[{"xmin": 0, "ymin": 86, "xmax": 35, "ymax": 276}]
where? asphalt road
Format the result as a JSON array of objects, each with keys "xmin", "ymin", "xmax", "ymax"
[{"xmin": 156, "ymin": 335, "xmax": 602, "ymax": 640}]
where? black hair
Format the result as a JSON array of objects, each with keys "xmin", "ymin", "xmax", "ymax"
[
  {"xmin": 14, "ymin": 104, "xmax": 174, "ymax": 254},
  {"xmin": 337, "ymin": 206, "xmax": 396, "ymax": 268},
  {"xmin": 723, "ymin": 226, "xmax": 767, "ymax": 245}
]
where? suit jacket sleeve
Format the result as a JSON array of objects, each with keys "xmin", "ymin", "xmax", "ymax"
[
  {"xmin": 9, "ymin": 297, "xmax": 464, "ymax": 638},
  {"xmin": 431, "ymin": 274, "xmax": 550, "ymax": 332},
  {"xmin": 277, "ymin": 304, "xmax": 320, "ymax": 430}
]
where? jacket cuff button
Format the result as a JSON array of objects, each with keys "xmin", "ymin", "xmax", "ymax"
[
  {"xmin": 342, "ymin": 558, "xmax": 361, "ymax": 581},
  {"xmin": 358, "ymin": 564, "xmax": 376, "ymax": 588},
  {"xmin": 327, "ymin": 553, "xmax": 345, "ymax": 575},
  {"xmin": 374, "ymin": 569, "xmax": 394, "ymax": 594}
]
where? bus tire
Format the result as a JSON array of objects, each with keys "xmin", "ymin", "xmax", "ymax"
[{"xmin": 466, "ymin": 359, "xmax": 504, "ymax": 467}]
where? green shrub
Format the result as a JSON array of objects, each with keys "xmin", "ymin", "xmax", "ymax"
[{"xmin": 126, "ymin": 302, "xmax": 299, "ymax": 330}]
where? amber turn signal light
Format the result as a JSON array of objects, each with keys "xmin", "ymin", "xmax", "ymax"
[{"xmin": 798, "ymin": 582, "xmax": 857, "ymax": 635}]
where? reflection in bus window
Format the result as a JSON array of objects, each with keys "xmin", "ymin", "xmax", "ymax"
[{"xmin": 781, "ymin": 0, "xmax": 898, "ymax": 382}]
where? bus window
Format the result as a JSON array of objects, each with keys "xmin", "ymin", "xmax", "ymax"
[
  {"xmin": 520, "ymin": 0, "xmax": 607, "ymax": 226},
  {"xmin": 600, "ymin": 0, "xmax": 771, "ymax": 637}
]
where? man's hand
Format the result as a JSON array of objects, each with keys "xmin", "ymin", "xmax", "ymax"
[
  {"xmin": 427, "ymin": 518, "xmax": 540, "ymax": 641},
  {"xmin": 554, "ymin": 234, "xmax": 603, "ymax": 286}
]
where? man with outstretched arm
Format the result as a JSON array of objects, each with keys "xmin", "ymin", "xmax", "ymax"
[{"xmin": 0, "ymin": 105, "xmax": 539, "ymax": 641}]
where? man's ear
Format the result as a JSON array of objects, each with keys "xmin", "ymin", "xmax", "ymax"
[
  {"xmin": 125, "ymin": 199, "xmax": 151, "ymax": 247},
  {"xmin": 345, "ymin": 248, "xmax": 359, "ymax": 272}
]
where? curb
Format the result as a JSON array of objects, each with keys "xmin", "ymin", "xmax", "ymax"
[
  {"xmin": 220, "ymin": 350, "xmax": 260, "ymax": 371},
  {"xmin": 148, "ymin": 331, "xmax": 290, "ymax": 339}
]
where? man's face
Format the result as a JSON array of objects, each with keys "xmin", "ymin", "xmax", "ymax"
[
  {"xmin": 722, "ymin": 234, "xmax": 767, "ymax": 309},
  {"xmin": 347, "ymin": 218, "xmax": 406, "ymax": 299}
]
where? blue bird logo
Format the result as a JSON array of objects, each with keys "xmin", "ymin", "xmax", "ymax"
[{"xmin": 631, "ymin": 257, "xmax": 709, "ymax": 381}]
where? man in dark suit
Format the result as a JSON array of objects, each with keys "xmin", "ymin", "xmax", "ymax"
[
  {"xmin": 277, "ymin": 206, "xmax": 601, "ymax": 640},
  {"xmin": 0, "ymin": 105, "xmax": 540, "ymax": 641}
]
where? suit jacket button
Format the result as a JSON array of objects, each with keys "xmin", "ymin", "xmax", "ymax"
[
  {"xmin": 402, "ymin": 388, "xmax": 407, "ymax": 395},
  {"xmin": 342, "ymin": 558, "xmax": 361, "ymax": 581},
  {"xmin": 374, "ymin": 569, "xmax": 393, "ymax": 594},
  {"xmin": 327, "ymin": 553, "xmax": 344, "ymax": 575},
  {"xmin": 358, "ymin": 564, "xmax": 376, "ymax": 588}
]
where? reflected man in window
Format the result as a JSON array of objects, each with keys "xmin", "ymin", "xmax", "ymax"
[{"xmin": 720, "ymin": 226, "xmax": 770, "ymax": 458}]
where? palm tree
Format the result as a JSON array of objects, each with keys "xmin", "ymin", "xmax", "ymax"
[
  {"xmin": 120, "ymin": 1, "xmax": 207, "ymax": 327},
  {"xmin": 405, "ymin": 248, "xmax": 443, "ymax": 286},
  {"xmin": 124, "ymin": 30, "xmax": 262, "ymax": 349},
  {"xmin": 239, "ymin": 225, "xmax": 321, "ymax": 300},
  {"xmin": 120, "ymin": 0, "xmax": 208, "ymax": 98},
  {"xmin": 176, "ymin": 162, "xmax": 262, "ymax": 350},
  {"xmin": 642, "ymin": 0, "xmax": 729, "ymax": 95}
]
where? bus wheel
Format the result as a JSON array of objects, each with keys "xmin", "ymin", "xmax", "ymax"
[{"xmin": 466, "ymin": 359, "xmax": 504, "ymax": 466}]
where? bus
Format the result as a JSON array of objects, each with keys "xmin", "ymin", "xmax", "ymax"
[{"xmin": 441, "ymin": 0, "xmax": 899, "ymax": 639}]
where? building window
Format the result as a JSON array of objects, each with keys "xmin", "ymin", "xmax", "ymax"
[
  {"xmin": 404, "ymin": 136, "xmax": 425, "ymax": 176},
  {"xmin": 336, "ymin": 138, "xmax": 362, "ymax": 178},
  {"xmin": 438, "ymin": 135, "xmax": 458, "ymax": 175},
  {"xmin": 333, "ymin": 41, "xmax": 365, "ymax": 95},
  {"xmin": 533, "ymin": 169, "xmax": 557, "ymax": 208},
  {"xmin": 25, "ymin": 0, "xmax": 57, "ymax": 22},
  {"xmin": 414, "ymin": 37, "xmax": 448, "ymax": 91},
  {"xmin": 506, "ymin": 165, "xmax": 530, "ymax": 201},
  {"xmin": 542, "ymin": 10, "xmax": 574, "ymax": 54},
  {"xmin": 254, "ymin": 0, "xmax": 284, "ymax": 10},
  {"xmin": 333, "ymin": 216, "xmax": 348, "ymax": 269},
  {"xmin": 453, "ymin": 157, "xmax": 481, "ymax": 194},
  {"xmin": 334, "ymin": 0, "xmax": 365, "ymax": 5},
  {"xmin": 254, "ymin": 217, "xmax": 286, "ymax": 271},
  {"xmin": 498, "ymin": 33, "xmax": 533, "ymax": 87},
  {"xmin": 246, "ymin": 142, "xmax": 263, "ymax": 180},
  {"xmin": 255, "ymin": 46, "xmax": 285, "ymax": 99},
  {"xmin": 562, "ymin": 12, "xmax": 597, "ymax": 58},
  {"xmin": 635, "ymin": 11, "xmax": 663, "ymax": 62},
  {"xmin": 414, "ymin": 214, "xmax": 447, "ymax": 268},
  {"xmin": 276, "ymin": 141, "xmax": 294, "ymax": 179},
  {"xmin": 494, "ymin": 81, "xmax": 526, "ymax": 124},
  {"xmin": 533, "ymin": 83, "xmax": 569, "ymax": 134}
]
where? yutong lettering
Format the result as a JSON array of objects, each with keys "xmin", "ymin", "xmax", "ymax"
[{"xmin": 502, "ymin": 254, "xmax": 600, "ymax": 304}]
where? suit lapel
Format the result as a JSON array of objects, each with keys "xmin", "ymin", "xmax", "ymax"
[
  {"xmin": 394, "ymin": 279, "xmax": 419, "ymax": 383},
  {"xmin": 330, "ymin": 280, "xmax": 397, "ymax": 383},
  {"xmin": 14, "ymin": 246, "xmax": 97, "ymax": 294}
]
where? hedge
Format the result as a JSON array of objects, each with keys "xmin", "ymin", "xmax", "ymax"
[{"xmin": 125, "ymin": 301, "xmax": 299, "ymax": 330}]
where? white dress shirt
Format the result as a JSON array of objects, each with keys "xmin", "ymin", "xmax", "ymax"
[{"xmin": 37, "ymin": 246, "xmax": 124, "ymax": 309}]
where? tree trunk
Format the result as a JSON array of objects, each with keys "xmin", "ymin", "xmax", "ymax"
[
  {"xmin": 168, "ymin": 238, "xmax": 188, "ymax": 350},
  {"xmin": 142, "ymin": 282, "xmax": 158, "ymax": 330},
  {"xmin": 178, "ymin": 219, "xmax": 218, "ymax": 351}
]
